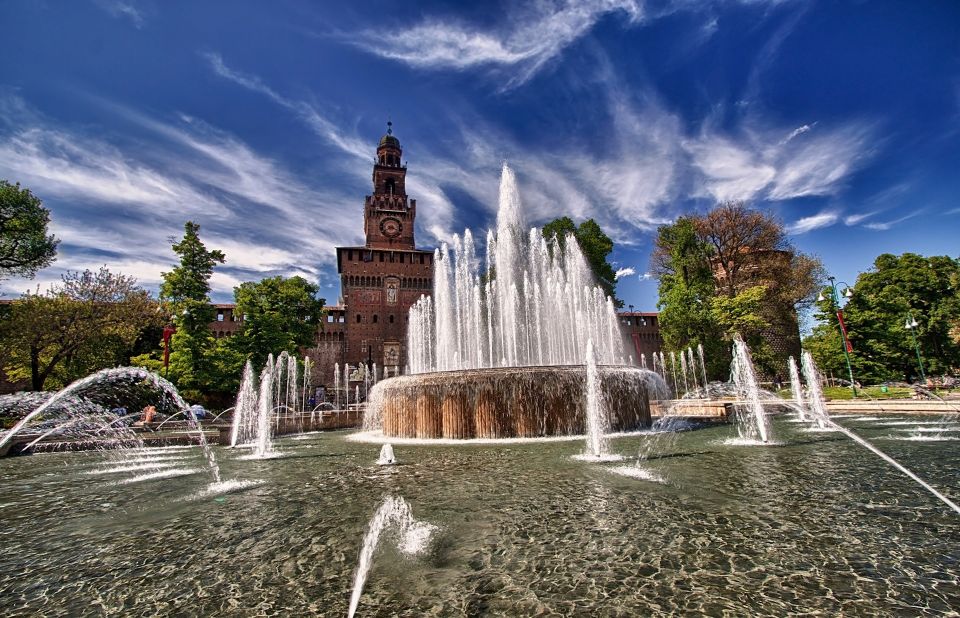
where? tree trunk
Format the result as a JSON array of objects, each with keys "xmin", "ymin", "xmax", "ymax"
[{"xmin": 30, "ymin": 345, "xmax": 42, "ymax": 391}]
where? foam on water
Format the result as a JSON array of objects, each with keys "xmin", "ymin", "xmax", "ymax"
[
  {"xmin": 188, "ymin": 479, "xmax": 264, "ymax": 500},
  {"xmin": 606, "ymin": 465, "xmax": 666, "ymax": 483},
  {"xmin": 572, "ymin": 453, "xmax": 625, "ymax": 462},
  {"xmin": 348, "ymin": 429, "xmax": 656, "ymax": 446},
  {"xmin": 118, "ymin": 468, "xmax": 200, "ymax": 484},
  {"xmin": 87, "ymin": 463, "xmax": 179, "ymax": 475}
]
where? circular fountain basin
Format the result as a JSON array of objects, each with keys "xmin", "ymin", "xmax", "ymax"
[{"xmin": 367, "ymin": 365, "xmax": 653, "ymax": 440}]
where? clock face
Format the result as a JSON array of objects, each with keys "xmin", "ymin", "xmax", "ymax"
[{"xmin": 380, "ymin": 217, "xmax": 402, "ymax": 238}]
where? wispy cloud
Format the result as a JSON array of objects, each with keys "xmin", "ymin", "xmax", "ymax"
[
  {"xmin": 686, "ymin": 120, "xmax": 875, "ymax": 202},
  {"xmin": 614, "ymin": 266, "xmax": 636, "ymax": 279},
  {"xmin": 786, "ymin": 210, "xmax": 839, "ymax": 234},
  {"xmin": 843, "ymin": 211, "xmax": 877, "ymax": 226},
  {"xmin": 638, "ymin": 272, "xmax": 655, "ymax": 281},
  {"xmin": 862, "ymin": 211, "xmax": 922, "ymax": 231},
  {"xmin": 93, "ymin": 0, "xmax": 145, "ymax": 28},
  {"xmin": 0, "ymin": 94, "xmax": 360, "ymax": 299},
  {"xmin": 351, "ymin": 0, "xmax": 643, "ymax": 89}
]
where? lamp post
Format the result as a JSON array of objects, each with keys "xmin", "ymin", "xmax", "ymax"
[
  {"xmin": 818, "ymin": 275, "xmax": 857, "ymax": 396},
  {"xmin": 904, "ymin": 312, "xmax": 926, "ymax": 383}
]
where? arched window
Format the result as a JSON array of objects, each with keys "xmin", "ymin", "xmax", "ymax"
[
  {"xmin": 385, "ymin": 178, "xmax": 396, "ymax": 195},
  {"xmin": 373, "ymin": 314, "xmax": 379, "ymax": 324}
]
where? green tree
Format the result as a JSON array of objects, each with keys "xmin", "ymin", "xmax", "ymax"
[
  {"xmin": 0, "ymin": 180, "xmax": 59, "ymax": 279},
  {"xmin": 157, "ymin": 222, "xmax": 225, "ymax": 400},
  {"xmin": 652, "ymin": 217, "xmax": 728, "ymax": 378},
  {"xmin": 542, "ymin": 216, "xmax": 620, "ymax": 306},
  {"xmin": 229, "ymin": 276, "xmax": 326, "ymax": 370},
  {"xmin": 804, "ymin": 253, "xmax": 960, "ymax": 383},
  {"xmin": 0, "ymin": 268, "xmax": 159, "ymax": 390}
]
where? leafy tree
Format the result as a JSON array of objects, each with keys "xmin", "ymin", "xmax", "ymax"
[
  {"xmin": 229, "ymin": 275, "xmax": 326, "ymax": 370},
  {"xmin": 0, "ymin": 268, "xmax": 160, "ymax": 390},
  {"xmin": 156, "ymin": 222, "xmax": 225, "ymax": 400},
  {"xmin": 652, "ymin": 217, "xmax": 728, "ymax": 378},
  {"xmin": 0, "ymin": 180, "xmax": 59, "ymax": 279},
  {"xmin": 542, "ymin": 216, "xmax": 620, "ymax": 306},
  {"xmin": 652, "ymin": 204, "xmax": 823, "ymax": 378},
  {"xmin": 804, "ymin": 253, "xmax": 960, "ymax": 383}
]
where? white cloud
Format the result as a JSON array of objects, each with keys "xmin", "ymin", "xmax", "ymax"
[
  {"xmin": 0, "ymin": 95, "xmax": 361, "ymax": 299},
  {"xmin": 779, "ymin": 122, "xmax": 815, "ymax": 145},
  {"xmin": 352, "ymin": 0, "xmax": 643, "ymax": 88},
  {"xmin": 614, "ymin": 266, "xmax": 636, "ymax": 279},
  {"xmin": 686, "ymin": 120, "xmax": 874, "ymax": 202},
  {"xmin": 843, "ymin": 211, "xmax": 877, "ymax": 226},
  {"xmin": 862, "ymin": 212, "xmax": 922, "ymax": 231},
  {"xmin": 639, "ymin": 272, "xmax": 655, "ymax": 281},
  {"xmin": 93, "ymin": 0, "xmax": 145, "ymax": 28},
  {"xmin": 786, "ymin": 210, "xmax": 839, "ymax": 234}
]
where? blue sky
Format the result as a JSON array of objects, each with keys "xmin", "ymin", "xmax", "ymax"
[{"xmin": 1, "ymin": 1, "xmax": 958, "ymax": 314}]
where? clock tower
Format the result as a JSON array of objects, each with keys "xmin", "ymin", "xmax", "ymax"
[
  {"xmin": 335, "ymin": 123, "xmax": 434, "ymax": 375},
  {"xmin": 364, "ymin": 122, "xmax": 417, "ymax": 249}
]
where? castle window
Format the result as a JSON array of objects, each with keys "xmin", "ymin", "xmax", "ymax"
[
  {"xmin": 389, "ymin": 314, "xmax": 394, "ymax": 324},
  {"xmin": 217, "ymin": 312, "xmax": 224, "ymax": 322},
  {"xmin": 348, "ymin": 250, "xmax": 353, "ymax": 261},
  {"xmin": 386, "ymin": 178, "xmax": 396, "ymax": 195},
  {"xmin": 379, "ymin": 252, "xmax": 384, "ymax": 262},
  {"xmin": 339, "ymin": 314, "xmax": 345, "ymax": 323},
  {"xmin": 389, "ymin": 253, "xmax": 395, "ymax": 263},
  {"xmin": 356, "ymin": 314, "xmax": 362, "ymax": 323},
  {"xmin": 327, "ymin": 315, "xmax": 334, "ymax": 323},
  {"xmin": 373, "ymin": 314, "xmax": 379, "ymax": 324}
]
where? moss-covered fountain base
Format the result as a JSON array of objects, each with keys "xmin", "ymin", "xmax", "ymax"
[{"xmin": 365, "ymin": 366, "xmax": 654, "ymax": 440}]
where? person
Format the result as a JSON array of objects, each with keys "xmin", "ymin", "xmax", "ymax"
[
  {"xmin": 189, "ymin": 404, "xmax": 207, "ymax": 420},
  {"xmin": 141, "ymin": 405, "xmax": 156, "ymax": 424},
  {"xmin": 773, "ymin": 374, "xmax": 783, "ymax": 391},
  {"xmin": 308, "ymin": 396, "xmax": 316, "ymax": 408}
]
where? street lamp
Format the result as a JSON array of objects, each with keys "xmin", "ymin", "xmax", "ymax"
[
  {"xmin": 904, "ymin": 312, "xmax": 926, "ymax": 383},
  {"xmin": 818, "ymin": 275, "xmax": 858, "ymax": 397}
]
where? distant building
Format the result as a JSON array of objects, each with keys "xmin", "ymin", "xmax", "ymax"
[{"xmin": 618, "ymin": 311, "xmax": 663, "ymax": 366}]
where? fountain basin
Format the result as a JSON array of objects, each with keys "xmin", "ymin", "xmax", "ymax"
[{"xmin": 367, "ymin": 365, "xmax": 653, "ymax": 439}]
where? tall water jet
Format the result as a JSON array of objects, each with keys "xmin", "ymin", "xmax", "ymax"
[
  {"xmin": 347, "ymin": 496, "xmax": 437, "ymax": 618},
  {"xmin": 334, "ymin": 363, "xmax": 341, "ymax": 410},
  {"xmin": 698, "ymin": 344, "xmax": 709, "ymax": 399},
  {"xmin": 800, "ymin": 351, "xmax": 830, "ymax": 429},
  {"xmin": 254, "ymin": 360, "xmax": 275, "ymax": 459},
  {"xmin": 730, "ymin": 335, "xmax": 771, "ymax": 443},
  {"xmin": 787, "ymin": 356, "xmax": 806, "ymax": 422},
  {"xmin": 799, "ymin": 351, "xmax": 960, "ymax": 515},
  {"xmin": 377, "ymin": 444, "xmax": 396, "ymax": 465},
  {"xmin": 406, "ymin": 164, "xmax": 627, "ymax": 373},
  {"xmin": 230, "ymin": 360, "xmax": 257, "ymax": 446},
  {"xmin": 680, "ymin": 350, "xmax": 690, "ymax": 395},
  {"xmin": 582, "ymin": 339, "xmax": 611, "ymax": 459}
]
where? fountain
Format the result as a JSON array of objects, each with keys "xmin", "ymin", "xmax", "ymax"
[
  {"xmin": 730, "ymin": 334, "xmax": 772, "ymax": 443},
  {"xmin": 348, "ymin": 496, "xmax": 437, "ymax": 618},
  {"xmin": 788, "ymin": 356, "xmax": 806, "ymax": 422},
  {"xmin": 800, "ymin": 351, "xmax": 830, "ymax": 429},
  {"xmin": 377, "ymin": 444, "xmax": 397, "ymax": 465},
  {"xmin": 365, "ymin": 165, "xmax": 659, "ymax": 440}
]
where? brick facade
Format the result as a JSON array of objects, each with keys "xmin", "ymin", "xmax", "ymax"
[{"xmin": 618, "ymin": 312, "xmax": 664, "ymax": 366}]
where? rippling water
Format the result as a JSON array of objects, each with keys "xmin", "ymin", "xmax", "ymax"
[{"xmin": 1, "ymin": 417, "xmax": 958, "ymax": 616}]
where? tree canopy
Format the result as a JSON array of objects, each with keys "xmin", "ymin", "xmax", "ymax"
[
  {"xmin": 229, "ymin": 276, "xmax": 326, "ymax": 370},
  {"xmin": 0, "ymin": 268, "xmax": 160, "ymax": 390},
  {"xmin": 0, "ymin": 180, "xmax": 58, "ymax": 279},
  {"xmin": 652, "ymin": 203, "xmax": 823, "ymax": 378},
  {"xmin": 803, "ymin": 253, "xmax": 960, "ymax": 383},
  {"xmin": 542, "ymin": 216, "xmax": 620, "ymax": 306},
  {"xmin": 156, "ymin": 222, "xmax": 225, "ymax": 400}
]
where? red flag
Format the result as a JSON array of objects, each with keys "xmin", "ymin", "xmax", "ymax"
[
  {"xmin": 836, "ymin": 310, "xmax": 853, "ymax": 353},
  {"xmin": 162, "ymin": 326, "xmax": 177, "ymax": 368}
]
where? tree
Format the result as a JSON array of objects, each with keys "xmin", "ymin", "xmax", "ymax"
[
  {"xmin": 157, "ymin": 222, "xmax": 225, "ymax": 400},
  {"xmin": 651, "ymin": 204, "xmax": 823, "ymax": 378},
  {"xmin": 229, "ymin": 276, "xmax": 326, "ymax": 370},
  {"xmin": 0, "ymin": 180, "xmax": 58, "ymax": 279},
  {"xmin": 652, "ymin": 217, "xmax": 728, "ymax": 378},
  {"xmin": 542, "ymin": 216, "xmax": 620, "ymax": 306},
  {"xmin": 804, "ymin": 253, "xmax": 960, "ymax": 383},
  {"xmin": 0, "ymin": 268, "xmax": 160, "ymax": 390}
]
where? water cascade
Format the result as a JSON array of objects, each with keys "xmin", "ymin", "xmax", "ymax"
[
  {"xmin": 347, "ymin": 496, "xmax": 437, "ymax": 618},
  {"xmin": 230, "ymin": 361, "xmax": 257, "ymax": 447},
  {"xmin": 698, "ymin": 344, "xmax": 709, "ymax": 399},
  {"xmin": 730, "ymin": 335, "xmax": 772, "ymax": 443},
  {"xmin": 407, "ymin": 165, "xmax": 625, "ymax": 373},
  {"xmin": 799, "ymin": 351, "xmax": 960, "ymax": 515},
  {"xmin": 787, "ymin": 356, "xmax": 806, "ymax": 422},
  {"xmin": 377, "ymin": 444, "xmax": 396, "ymax": 465},
  {"xmin": 582, "ymin": 339, "xmax": 611, "ymax": 459}
]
